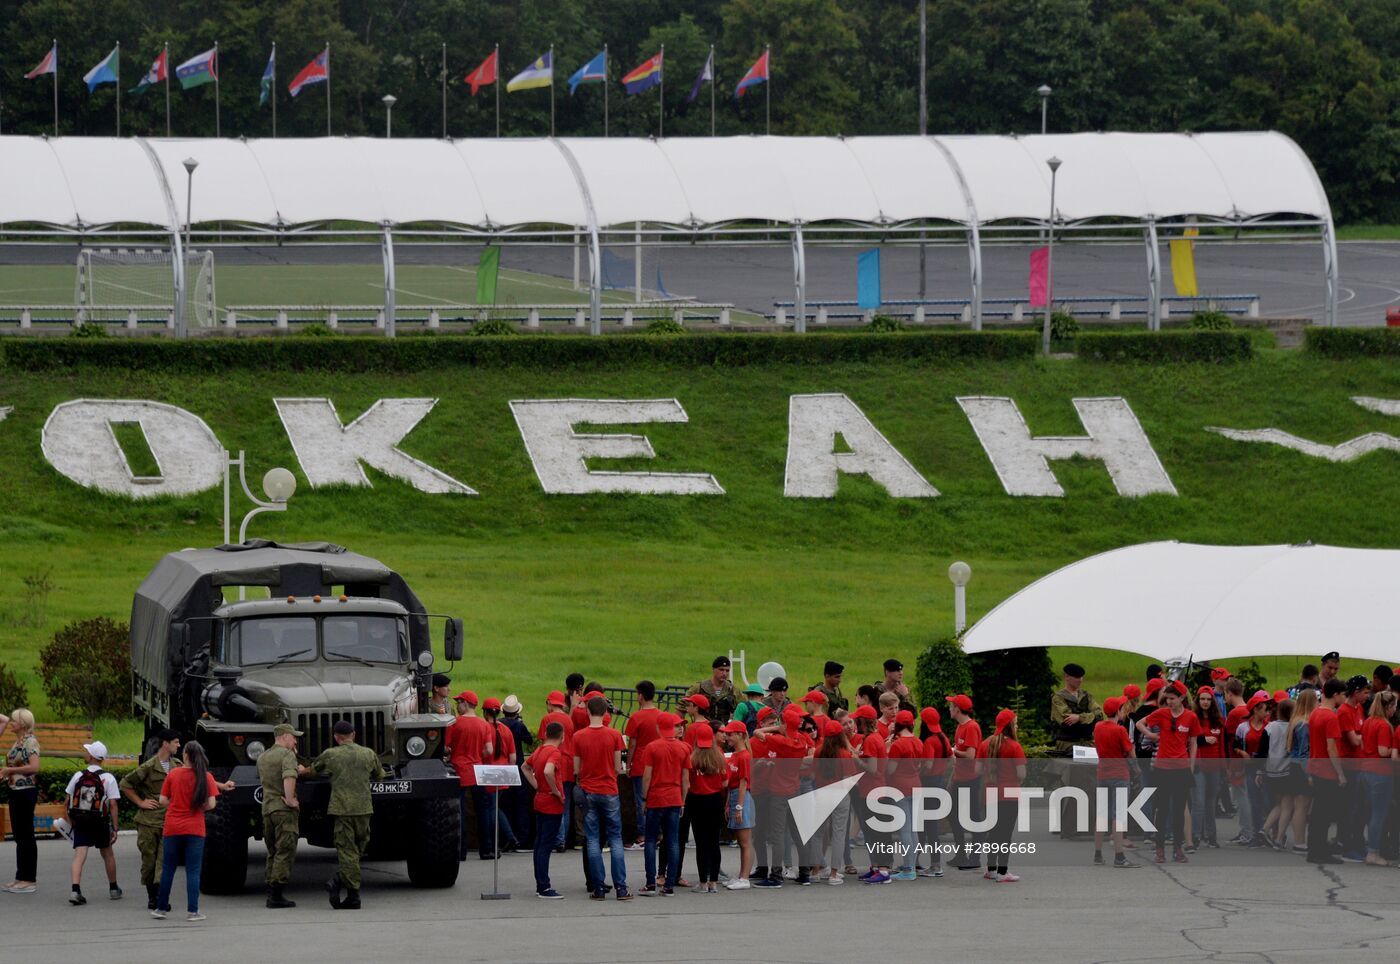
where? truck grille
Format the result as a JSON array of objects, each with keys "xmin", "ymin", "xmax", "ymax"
[{"xmin": 297, "ymin": 711, "xmax": 387, "ymax": 758}]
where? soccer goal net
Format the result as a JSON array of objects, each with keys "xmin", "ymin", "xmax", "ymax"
[{"xmin": 75, "ymin": 248, "xmax": 216, "ymax": 327}]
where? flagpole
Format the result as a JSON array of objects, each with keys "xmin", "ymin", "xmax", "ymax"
[
  {"xmin": 494, "ymin": 43, "xmax": 500, "ymax": 137},
  {"xmin": 549, "ymin": 44, "xmax": 555, "ymax": 137},
  {"xmin": 115, "ymin": 42, "xmax": 121, "ymax": 137},
  {"xmin": 164, "ymin": 42, "xmax": 170, "ymax": 137},
  {"xmin": 52, "ymin": 40, "xmax": 59, "ymax": 136},
  {"xmin": 214, "ymin": 41, "xmax": 221, "ymax": 137},
  {"xmin": 710, "ymin": 45, "xmax": 715, "ymax": 137},
  {"xmin": 325, "ymin": 42, "xmax": 332, "ymax": 136},
  {"xmin": 658, "ymin": 44, "xmax": 664, "ymax": 138},
  {"xmin": 603, "ymin": 44, "xmax": 609, "ymax": 138},
  {"xmin": 765, "ymin": 44, "xmax": 771, "ymax": 136},
  {"xmin": 441, "ymin": 43, "xmax": 447, "ymax": 138},
  {"xmin": 271, "ymin": 42, "xmax": 277, "ymax": 138}
]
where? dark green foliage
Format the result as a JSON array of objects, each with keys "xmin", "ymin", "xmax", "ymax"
[
  {"xmin": 0, "ymin": 663, "xmax": 30, "ymax": 714},
  {"xmin": 1232, "ymin": 660, "xmax": 1269, "ymax": 698},
  {"xmin": 643, "ymin": 318, "xmax": 687, "ymax": 335},
  {"xmin": 867, "ymin": 315, "xmax": 906, "ymax": 333},
  {"xmin": 293, "ymin": 323, "xmax": 339, "ymax": 338},
  {"xmin": 1076, "ymin": 331, "xmax": 1254, "ymax": 363},
  {"xmin": 68, "ymin": 323, "xmax": 109, "ymax": 339},
  {"xmin": 915, "ymin": 636, "xmax": 973, "ymax": 740},
  {"xmin": 38, "ymin": 618, "xmax": 131, "ymax": 727},
  {"xmin": 1050, "ymin": 312, "xmax": 1080, "ymax": 341},
  {"xmin": 1306, "ymin": 327, "xmax": 1400, "ymax": 358},
  {"xmin": 0, "ymin": 765, "xmax": 138, "ymax": 825},
  {"xmin": 469, "ymin": 319, "xmax": 518, "ymax": 337},
  {"xmin": 1189, "ymin": 311, "xmax": 1235, "ymax": 331},
  {"xmin": 967, "ymin": 648, "xmax": 1057, "ymax": 748}
]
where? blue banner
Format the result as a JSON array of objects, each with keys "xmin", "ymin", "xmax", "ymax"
[{"xmin": 857, "ymin": 248, "xmax": 881, "ymax": 309}]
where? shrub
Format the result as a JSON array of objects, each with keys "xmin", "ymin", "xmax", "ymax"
[
  {"xmin": 0, "ymin": 765, "xmax": 138, "ymax": 823},
  {"xmin": 915, "ymin": 635, "xmax": 973, "ymax": 740},
  {"xmin": 1050, "ymin": 311, "xmax": 1080, "ymax": 341},
  {"xmin": 1076, "ymin": 331, "xmax": 1253, "ymax": 363},
  {"xmin": 1305, "ymin": 327, "xmax": 1400, "ymax": 358},
  {"xmin": 38, "ymin": 617, "xmax": 131, "ymax": 727},
  {"xmin": 0, "ymin": 662, "xmax": 30, "ymax": 713},
  {"xmin": 470, "ymin": 318, "xmax": 517, "ymax": 337},
  {"xmin": 967, "ymin": 647, "xmax": 1058, "ymax": 748},
  {"xmin": 69, "ymin": 321, "xmax": 109, "ymax": 338},
  {"xmin": 1232, "ymin": 659, "xmax": 1269, "ymax": 698},
  {"xmin": 643, "ymin": 318, "xmax": 687, "ymax": 335},
  {"xmin": 867, "ymin": 315, "xmax": 906, "ymax": 332},
  {"xmin": 294, "ymin": 322, "xmax": 338, "ymax": 337},
  {"xmin": 1189, "ymin": 310, "xmax": 1234, "ymax": 330}
]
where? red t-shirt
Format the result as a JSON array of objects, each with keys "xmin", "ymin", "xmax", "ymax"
[
  {"xmin": 1308, "ymin": 706, "xmax": 1343, "ymax": 780},
  {"xmin": 160, "ymin": 768, "xmax": 219, "ymax": 837},
  {"xmin": 537, "ymin": 710, "xmax": 575, "ymax": 782},
  {"xmin": 1360, "ymin": 717, "xmax": 1394, "ymax": 775},
  {"xmin": 952, "ymin": 720, "xmax": 982, "ymax": 782},
  {"xmin": 923, "ymin": 732, "xmax": 951, "ymax": 781},
  {"xmin": 815, "ymin": 748, "xmax": 857, "ymax": 787},
  {"xmin": 858, "ymin": 731, "xmax": 887, "ymax": 795},
  {"xmin": 689, "ymin": 763, "xmax": 727, "ymax": 796},
  {"xmin": 1337, "ymin": 702, "xmax": 1364, "ymax": 759},
  {"xmin": 527, "ymin": 744, "xmax": 566, "ymax": 815},
  {"xmin": 625, "ymin": 707, "xmax": 661, "ymax": 774},
  {"xmin": 573, "ymin": 725, "xmax": 624, "ymax": 795},
  {"xmin": 1224, "ymin": 706, "xmax": 1250, "ymax": 753},
  {"xmin": 763, "ymin": 731, "xmax": 809, "ymax": 795},
  {"xmin": 1236, "ymin": 720, "xmax": 1265, "ymax": 758},
  {"xmin": 887, "ymin": 735, "xmax": 925, "ymax": 797},
  {"xmin": 484, "ymin": 722, "xmax": 516, "ymax": 794},
  {"xmin": 976, "ymin": 737, "xmax": 1027, "ymax": 799},
  {"xmin": 444, "ymin": 714, "xmax": 494, "ymax": 787},
  {"xmin": 1094, "ymin": 719, "xmax": 1134, "ymax": 780},
  {"xmin": 726, "ymin": 749, "xmax": 752, "ymax": 791},
  {"xmin": 640, "ymin": 739, "xmax": 692, "ymax": 808},
  {"xmin": 1144, "ymin": 707, "xmax": 1201, "ymax": 769},
  {"xmin": 1195, "ymin": 716, "xmax": 1227, "ymax": 760}
]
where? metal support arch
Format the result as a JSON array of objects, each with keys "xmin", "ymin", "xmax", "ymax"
[
  {"xmin": 792, "ymin": 222, "xmax": 807, "ymax": 334},
  {"xmin": 1321, "ymin": 218, "xmax": 1339, "ymax": 327},
  {"xmin": 134, "ymin": 137, "xmax": 188, "ymax": 337},
  {"xmin": 966, "ymin": 222, "xmax": 984, "ymax": 330},
  {"xmin": 1144, "ymin": 218, "xmax": 1161, "ymax": 331},
  {"xmin": 381, "ymin": 224, "xmax": 397, "ymax": 337},
  {"xmin": 551, "ymin": 139, "xmax": 605, "ymax": 335}
]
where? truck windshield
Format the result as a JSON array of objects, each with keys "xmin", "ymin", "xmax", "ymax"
[
  {"xmin": 324, "ymin": 615, "xmax": 406, "ymax": 664},
  {"xmin": 232, "ymin": 618, "xmax": 317, "ymax": 666}
]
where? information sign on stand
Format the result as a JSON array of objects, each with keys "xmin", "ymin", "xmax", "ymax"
[{"xmin": 474, "ymin": 765, "xmax": 521, "ymax": 900}]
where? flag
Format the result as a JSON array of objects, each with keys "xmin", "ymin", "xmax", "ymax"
[
  {"xmin": 25, "ymin": 44, "xmax": 57, "ymax": 80},
  {"xmin": 130, "ymin": 48, "xmax": 166, "ymax": 95},
  {"xmin": 260, "ymin": 48, "xmax": 275, "ymax": 106},
  {"xmin": 857, "ymin": 249, "xmax": 882, "ymax": 310},
  {"xmin": 687, "ymin": 50, "xmax": 713, "ymax": 103},
  {"xmin": 288, "ymin": 48, "xmax": 329, "ymax": 97},
  {"xmin": 568, "ymin": 50, "xmax": 606, "ymax": 95},
  {"xmin": 83, "ymin": 46, "xmax": 120, "ymax": 92},
  {"xmin": 622, "ymin": 51, "xmax": 662, "ymax": 95},
  {"xmin": 735, "ymin": 50, "xmax": 769, "ymax": 98},
  {"xmin": 507, "ymin": 50, "xmax": 552, "ymax": 92},
  {"xmin": 176, "ymin": 47, "xmax": 218, "ymax": 89},
  {"xmin": 1170, "ymin": 229, "xmax": 1199, "ymax": 297},
  {"xmin": 1029, "ymin": 246, "xmax": 1050, "ymax": 307},
  {"xmin": 476, "ymin": 247, "xmax": 500, "ymax": 304},
  {"xmin": 465, "ymin": 49, "xmax": 498, "ymax": 95}
]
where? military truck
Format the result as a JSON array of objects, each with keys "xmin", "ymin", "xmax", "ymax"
[{"xmin": 129, "ymin": 540, "xmax": 464, "ymax": 893}]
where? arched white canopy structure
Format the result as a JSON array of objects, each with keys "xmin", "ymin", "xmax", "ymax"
[
  {"xmin": 961, "ymin": 542, "xmax": 1399, "ymax": 668},
  {"xmin": 0, "ymin": 132, "xmax": 1336, "ymax": 335}
]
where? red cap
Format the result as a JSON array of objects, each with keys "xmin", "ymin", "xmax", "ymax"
[
  {"xmin": 1145, "ymin": 679, "xmax": 1166, "ymax": 696},
  {"xmin": 1210, "ymin": 667, "xmax": 1231, "ymax": 681},
  {"xmin": 454, "ymin": 690, "xmax": 478, "ymax": 706},
  {"xmin": 584, "ymin": 686, "xmax": 605, "ymax": 698},
  {"xmin": 894, "ymin": 709, "xmax": 915, "ymax": 728},
  {"xmin": 850, "ymin": 705, "xmax": 878, "ymax": 720},
  {"xmin": 721, "ymin": 721, "xmax": 748, "ymax": 735},
  {"xmin": 822, "ymin": 719, "xmax": 845, "ymax": 738},
  {"xmin": 1123, "ymin": 684, "xmax": 1142, "ymax": 700},
  {"xmin": 946, "ymin": 694, "xmax": 973, "ymax": 712},
  {"xmin": 483, "ymin": 697, "xmax": 502, "ymax": 712},
  {"xmin": 691, "ymin": 722, "xmax": 715, "ymax": 748},
  {"xmin": 1251, "ymin": 689, "xmax": 1270, "ymax": 702},
  {"xmin": 1170, "ymin": 681, "xmax": 1189, "ymax": 697},
  {"xmin": 920, "ymin": 707, "xmax": 941, "ymax": 728},
  {"xmin": 1272, "ymin": 689, "xmax": 1290, "ymax": 703},
  {"xmin": 782, "ymin": 704, "xmax": 808, "ymax": 719},
  {"xmin": 1103, "ymin": 696, "xmax": 1125, "ymax": 717},
  {"xmin": 994, "ymin": 708, "xmax": 1016, "ymax": 734},
  {"xmin": 1197, "ymin": 685, "xmax": 1215, "ymax": 698},
  {"xmin": 657, "ymin": 713, "xmax": 680, "ymax": 732},
  {"xmin": 756, "ymin": 706, "xmax": 775, "ymax": 722},
  {"xmin": 801, "ymin": 691, "xmax": 828, "ymax": 705},
  {"xmin": 1246, "ymin": 693, "xmax": 1270, "ymax": 711},
  {"xmin": 546, "ymin": 690, "xmax": 566, "ymax": 707},
  {"xmin": 683, "ymin": 693, "xmax": 711, "ymax": 711}
]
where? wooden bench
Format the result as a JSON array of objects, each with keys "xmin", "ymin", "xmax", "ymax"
[{"xmin": 30, "ymin": 723, "xmax": 134, "ymax": 762}]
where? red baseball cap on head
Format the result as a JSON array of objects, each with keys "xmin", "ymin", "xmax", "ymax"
[
  {"xmin": 1246, "ymin": 694, "xmax": 1269, "ymax": 711},
  {"xmin": 1103, "ymin": 696, "xmax": 1125, "ymax": 717},
  {"xmin": 683, "ymin": 693, "xmax": 711, "ymax": 711},
  {"xmin": 657, "ymin": 713, "xmax": 679, "ymax": 732},
  {"xmin": 946, "ymin": 694, "xmax": 973, "ymax": 712},
  {"xmin": 1197, "ymin": 685, "xmax": 1215, "ymax": 698},
  {"xmin": 691, "ymin": 722, "xmax": 715, "ymax": 748},
  {"xmin": 454, "ymin": 690, "xmax": 478, "ymax": 706},
  {"xmin": 721, "ymin": 721, "xmax": 748, "ymax": 735},
  {"xmin": 894, "ymin": 709, "xmax": 915, "ymax": 727},
  {"xmin": 584, "ymin": 686, "xmax": 605, "ymax": 698},
  {"xmin": 1251, "ymin": 689, "xmax": 1270, "ymax": 702},
  {"xmin": 822, "ymin": 719, "xmax": 844, "ymax": 738},
  {"xmin": 920, "ymin": 707, "xmax": 941, "ymax": 728},
  {"xmin": 801, "ymin": 691, "xmax": 828, "ymax": 705},
  {"xmin": 1170, "ymin": 681, "xmax": 1189, "ymax": 697},
  {"xmin": 483, "ymin": 697, "xmax": 502, "ymax": 712},
  {"xmin": 1145, "ymin": 679, "xmax": 1166, "ymax": 696},
  {"xmin": 994, "ymin": 708, "xmax": 1016, "ymax": 734},
  {"xmin": 756, "ymin": 706, "xmax": 775, "ymax": 722},
  {"xmin": 546, "ymin": 690, "xmax": 566, "ymax": 707},
  {"xmin": 1210, "ymin": 667, "xmax": 1231, "ymax": 681},
  {"xmin": 1123, "ymin": 684, "xmax": 1142, "ymax": 700},
  {"xmin": 782, "ymin": 703, "xmax": 808, "ymax": 719},
  {"xmin": 1272, "ymin": 689, "xmax": 1290, "ymax": 703},
  {"xmin": 850, "ymin": 705, "xmax": 878, "ymax": 720}
]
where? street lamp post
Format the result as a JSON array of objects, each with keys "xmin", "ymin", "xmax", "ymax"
[
  {"xmin": 1043, "ymin": 156, "xmax": 1062, "ymax": 356},
  {"xmin": 1037, "ymin": 84, "xmax": 1052, "ymax": 135},
  {"xmin": 177, "ymin": 157, "xmax": 198, "ymax": 339},
  {"xmin": 222, "ymin": 450, "xmax": 298, "ymax": 598},
  {"xmin": 382, "ymin": 94, "xmax": 397, "ymax": 138},
  {"xmin": 948, "ymin": 561, "xmax": 972, "ymax": 634}
]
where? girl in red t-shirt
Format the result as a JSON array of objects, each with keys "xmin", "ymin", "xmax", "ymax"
[
  {"xmin": 918, "ymin": 707, "xmax": 951, "ymax": 877},
  {"xmin": 720, "ymin": 722, "xmax": 755, "ymax": 889},
  {"xmin": 686, "ymin": 724, "xmax": 727, "ymax": 893},
  {"xmin": 976, "ymin": 709, "xmax": 1027, "ymax": 883},
  {"xmin": 814, "ymin": 719, "xmax": 855, "ymax": 884},
  {"xmin": 1191, "ymin": 686, "xmax": 1227, "ymax": 850},
  {"xmin": 155, "ymin": 741, "xmax": 220, "ymax": 920},
  {"xmin": 1359, "ymin": 691, "xmax": 1398, "ymax": 865},
  {"xmin": 886, "ymin": 711, "xmax": 925, "ymax": 880},
  {"xmin": 1143, "ymin": 683, "xmax": 1200, "ymax": 863}
]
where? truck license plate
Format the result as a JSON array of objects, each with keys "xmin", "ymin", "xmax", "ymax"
[{"xmin": 371, "ymin": 781, "xmax": 411, "ymax": 794}]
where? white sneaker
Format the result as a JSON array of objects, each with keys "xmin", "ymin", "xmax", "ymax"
[
  {"xmin": 996, "ymin": 873, "xmax": 1021, "ymax": 883},
  {"xmin": 782, "ymin": 866, "xmax": 798, "ymax": 880},
  {"xmin": 187, "ymin": 912, "xmax": 206, "ymax": 922},
  {"xmin": 827, "ymin": 874, "xmax": 844, "ymax": 886},
  {"xmin": 724, "ymin": 878, "xmax": 750, "ymax": 890},
  {"xmin": 150, "ymin": 910, "xmax": 167, "ymax": 920},
  {"xmin": 983, "ymin": 870, "xmax": 1001, "ymax": 881},
  {"xmin": 53, "ymin": 818, "xmax": 73, "ymax": 842}
]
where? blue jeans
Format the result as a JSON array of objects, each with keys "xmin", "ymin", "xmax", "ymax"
[
  {"xmin": 583, "ymin": 792, "xmax": 627, "ymax": 895},
  {"xmin": 644, "ymin": 805, "xmax": 681, "ymax": 888},
  {"xmin": 472, "ymin": 786, "xmax": 518, "ymax": 857},
  {"xmin": 1360, "ymin": 772, "xmax": 1392, "ymax": 857},
  {"xmin": 631, "ymin": 776, "xmax": 646, "ymax": 842},
  {"xmin": 1099, "ymin": 777, "xmax": 1130, "ymax": 832},
  {"xmin": 894, "ymin": 797, "xmax": 917, "ymax": 872},
  {"xmin": 555, "ymin": 781, "xmax": 575, "ymax": 847},
  {"xmin": 156, "ymin": 835, "xmax": 204, "ymax": 914},
  {"xmin": 533, "ymin": 812, "xmax": 562, "ymax": 893},
  {"xmin": 1190, "ymin": 770, "xmax": 1223, "ymax": 843}
]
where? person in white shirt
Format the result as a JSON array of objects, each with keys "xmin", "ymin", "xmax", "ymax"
[{"xmin": 62, "ymin": 741, "xmax": 122, "ymax": 905}]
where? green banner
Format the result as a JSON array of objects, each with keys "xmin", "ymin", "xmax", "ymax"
[{"xmin": 476, "ymin": 247, "xmax": 500, "ymax": 305}]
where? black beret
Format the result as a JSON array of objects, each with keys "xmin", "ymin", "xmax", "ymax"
[
  {"xmin": 713, "ymin": 655, "xmax": 731, "ymax": 668},
  {"xmin": 1064, "ymin": 663, "xmax": 1086, "ymax": 678},
  {"xmin": 333, "ymin": 720, "xmax": 355, "ymax": 736},
  {"xmin": 432, "ymin": 674, "xmax": 451, "ymax": 688},
  {"xmin": 883, "ymin": 659, "xmax": 903, "ymax": 672},
  {"xmin": 824, "ymin": 661, "xmax": 845, "ymax": 676}
]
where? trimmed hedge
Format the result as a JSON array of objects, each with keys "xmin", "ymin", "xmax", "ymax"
[
  {"xmin": 0, "ymin": 330, "xmax": 1040, "ymax": 373},
  {"xmin": 1305, "ymin": 326, "xmax": 1400, "ymax": 358},
  {"xmin": 1076, "ymin": 330, "xmax": 1254, "ymax": 363},
  {"xmin": 0, "ymin": 763, "xmax": 140, "ymax": 828}
]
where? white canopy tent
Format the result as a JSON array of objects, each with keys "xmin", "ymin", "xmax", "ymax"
[
  {"xmin": 961, "ymin": 542, "xmax": 1400, "ymax": 668},
  {"xmin": 0, "ymin": 132, "xmax": 1336, "ymax": 335}
]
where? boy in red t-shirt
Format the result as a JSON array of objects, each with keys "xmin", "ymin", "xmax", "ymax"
[
  {"xmin": 624, "ymin": 681, "xmax": 662, "ymax": 849},
  {"xmin": 522, "ymin": 722, "xmax": 568, "ymax": 898},
  {"xmin": 1093, "ymin": 696, "xmax": 1138, "ymax": 868},
  {"xmin": 946, "ymin": 694, "xmax": 984, "ymax": 870},
  {"xmin": 1307, "ymin": 678, "xmax": 1348, "ymax": 864},
  {"xmin": 886, "ymin": 711, "xmax": 925, "ymax": 880},
  {"xmin": 572, "ymin": 695, "xmax": 631, "ymax": 900},
  {"xmin": 536, "ymin": 691, "xmax": 575, "ymax": 854},
  {"xmin": 442, "ymin": 691, "xmax": 497, "ymax": 861},
  {"xmin": 637, "ymin": 713, "xmax": 691, "ymax": 895}
]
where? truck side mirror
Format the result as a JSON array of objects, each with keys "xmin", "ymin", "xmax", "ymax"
[{"xmin": 444, "ymin": 618, "xmax": 464, "ymax": 663}]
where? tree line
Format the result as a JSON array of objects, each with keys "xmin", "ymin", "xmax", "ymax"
[{"xmin": 1, "ymin": 0, "xmax": 1395, "ymax": 222}]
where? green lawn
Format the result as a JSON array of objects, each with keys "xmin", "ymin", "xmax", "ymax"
[
  {"xmin": 4, "ymin": 348, "xmax": 1400, "ymax": 754},
  {"xmin": 1336, "ymin": 224, "xmax": 1400, "ymax": 241}
]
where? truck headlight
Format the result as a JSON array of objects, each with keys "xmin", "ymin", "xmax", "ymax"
[
  {"xmin": 246, "ymin": 740, "xmax": 266, "ymax": 761},
  {"xmin": 406, "ymin": 736, "xmax": 427, "ymax": 758}
]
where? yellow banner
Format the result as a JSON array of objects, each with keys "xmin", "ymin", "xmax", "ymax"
[{"xmin": 1170, "ymin": 238, "xmax": 1198, "ymax": 297}]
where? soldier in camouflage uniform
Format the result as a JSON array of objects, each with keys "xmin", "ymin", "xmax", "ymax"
[
  {"xmin": 312, "ymin": 720, "xmax": 384, "ymax": 910},
  {"xmin": 119, "ymin": 728, "xmax": 180, "ymax": 909},
  {"xmin": 1050, "ymin": 662, "xmax": 1104, "ymax": 839},
  {"xmin": 686, "ymin": 656, "xmax": 737, "ymax": 723},
  {"xmin": 258, "ymin": 723, "xmax": 306, "ymax": 909}
]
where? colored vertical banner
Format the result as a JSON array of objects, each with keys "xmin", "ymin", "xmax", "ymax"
[
  {"xmin": 1171, "ymin": 228, "xmax": 1199, "ymax": 297},
  {"xmin": 476, "ymin": 247, "xmax": 501, "ymax": 304},
  {"xmin": 1029, "ymin": 246, "xmax": 1049, "ymax": 307},
  {"xmin": 857, "ymin": 248, "xmax": 882, "ymax": 309}
]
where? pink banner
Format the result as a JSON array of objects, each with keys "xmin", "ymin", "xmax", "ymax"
[{"xmin": 1028, "ymin": 246, "xmax": 1049, "ymax": 307}]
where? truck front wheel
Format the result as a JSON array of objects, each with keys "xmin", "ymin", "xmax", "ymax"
[
  {"xmin": 405, "ymin": 797, "xmax": 460, "ymax": 888},
  {"xmin": 201, "ymin": 801, "xmax": 250, "ymax": 895}
]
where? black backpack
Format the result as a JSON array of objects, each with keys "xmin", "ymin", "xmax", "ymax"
[{"xmin": 68, "ymin": 769, "xmax": 111, "ymax": 834}]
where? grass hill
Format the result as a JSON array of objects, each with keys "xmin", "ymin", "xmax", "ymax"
[{"xmin": 2, "ymin": 334, "xmax": 1398, "ymax": 749}]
